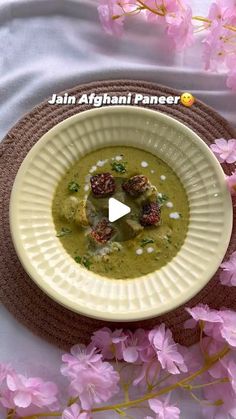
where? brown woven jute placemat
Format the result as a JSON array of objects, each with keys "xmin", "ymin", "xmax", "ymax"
[{"xmin": 0, "ymin": 80, "xmax": 236, "ymax": 350}]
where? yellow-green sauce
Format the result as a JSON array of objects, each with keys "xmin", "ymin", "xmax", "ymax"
[{"xmin": 52, "ymin": 146, "xmax": 189, "ymax": 279}]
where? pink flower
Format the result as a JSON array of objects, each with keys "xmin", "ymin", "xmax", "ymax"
[
  {"xmin": 122, "ymin": 329, "xmax": 150, "ymax": 363},
  {"xmin": 203, "ymin": 1, "xmax": 236, "ymax": 72},
  {"xmin": 62, "ymin": 403, "xmax": 91, "ymax": 419},
  {"xmin": 185, "ymin": 304, "xmax": 223, "ymax": 329},
  {"xmin": 61, "ymin": 342, "xmax": 120, "ymax": 409},
  {"xmin": 220, "ymin": 251, "xmax": 236, "ymax": 286},
  {"xmin": 167, "ymin": 6, "xmax": 194, "ymax": 51},
  {"xmin": 91, "ymin": 327, "xmax": 126, "ymax": 360},
  {"xmin": 226, "ymin": 170, "xmax": 236, "ymax": 196},
  {"xmin": 202, "ymin": 22, "xmax": 226, "ymax": 71},
  {"xmin": 185, "ymin": 305, "xmax": 236, "ymax": 348},
  {"xmin": 98, "ymin": 0, "xmax": 124, "ymax": 37},
  {"xmin": 210, "ymin": 138, "xmax": 236, "ymax": 163},
  {"xmin": 208, "ymin": 0, "xmax": 236, "ymax": 22},
  {"xmin": 98, "ymin": 0, "xmax": 136, "ymax": 37},
  {"xmin": 67, "ymin": 361, "xmax": 120, "ymax": 410},
  {"xmin": 148, "ymin": 396, "xmax": 180, "ymax": 419},
  {"xmin": 149, "ymin": 324, "xmax": 187, "ymax": 375},
  {"xmin": 61, "ymin": 344, "xmax": 102, "ymax": 378},
  {"xmin": 2, "ymin": 373, "xmax": 58, "ymax": 409},
  {"xmin": 145, "ymin": 1, "xmax": 194, "ymax": 50}
]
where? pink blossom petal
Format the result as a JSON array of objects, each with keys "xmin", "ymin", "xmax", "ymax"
[
  {"xmin": 167, "ymin": 6, "xmax": 194, "ymax": 51},
  {"xmin": 149, "ymin": 398, "xmax": 163, "ymax": 413},
  {"xmin": 221, "ymin": 326, "xmax": 236, "ymax": 347},
  {"xmin": 185, "ymin": 304, "xmax": 223, "ymax": 324},
  {"xmin": 62, "ymin": 403, "xmax": 91, "ymax": 419},
  {"xmin": 185, "ymin": 305, "xmax": 228, "ymax": 341},
  {"xmin": 61, "ymin": 344, "xmax": 103, "ymax": 379},
  {"xmin": 121, "ymin": 329, "xmax": 150, "ymax": 363},
  {"xmin": 123, "ymin": 347, "xmax": 139, "ymax": 363},
  {"xmin": 220, "ymin": 269, "xmax": 236, "ymax": 286},
  {"xmin": 149, "ymin": 397, "xmax": 180, "ymax": 419},
  {"xmin": 6, "ymin": 374, "xmax": 18, "ymax": 391},
  {"xmin": 149, "ymin": 324, "xmax": 187, "ymax": 375},
  {"xmin": 98, "ymin": 1, "xmax": 125, "ymax": 37},
  {"xmin": 220, "ymin": 252, "xmax": 236, "ymax": 287},
  {"xmin": 62, "ymin": 404, "xmax": 81, "ymax": 419},
  {"xmin": 218, "ymin": 310, "xmax": 236, "ymax": 347},
  {"xmin": 91, "ymin": 328, "xmax": 126, "ymax": 360},
  {"xmin": 215, "ymin": 138, "xmax": 228, "ymax": 148},
  {"xmin": 14, "ymin": 391, "xmax": 32, "ymax": 408},
  {"xmin": 210, "ymin": 138, "xmax": 236, "ymax": 163},
  {"xmin": 5, "ymin": 372, "xmax": 58, "ymax": 411},
  {"xmin": 229, "ymin": 139, "xmax": 236, "ymax": 145},
  {"xmin": 67, "ymin": 361, "xmax": 120, "ymax": 410}
]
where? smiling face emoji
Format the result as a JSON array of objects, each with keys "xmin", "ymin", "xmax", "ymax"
[{"xmin": 180, "ymin": 92, "xmax": 195, "ymax": 107}]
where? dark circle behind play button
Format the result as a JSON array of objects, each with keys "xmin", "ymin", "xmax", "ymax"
[{"xmin": 86, "ymin": 177, "xmax": 144, "ymax": 242}]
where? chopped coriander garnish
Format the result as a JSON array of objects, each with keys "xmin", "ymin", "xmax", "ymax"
[
  {"xmin": 141, "ymin": 238, "xmax": 155, "ymax": 247},
  {"xmin": 56, "ymin": 227, "xmax": 72, "ymax": 237},
  {"xmin": 157, "ymin": 193, "xmax": 169, "ymax": 207},
  {"xmin": 68, "ymin": 181, "xmax": 80, "ymax": 192},
  {"xmin": 74, "ymin": 255, "xmax": 92, "ymax": 270},
  {"xmin": 111, "ymin": 161, "xmax": 127, "ymax": 174},
  {"xmin": 83, "ymin": 257, "xmax": 92, "ymax": 270}
]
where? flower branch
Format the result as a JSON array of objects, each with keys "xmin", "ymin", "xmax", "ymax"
[
  {"xmin": 98, "ymin": 0, "xmax": 236, "ymax": 90},
  {"xmin": 19, "ymin": 344, "xmax": 230, "ymax": 418},
  {"xmin": 0, "ymin": 303, "xmax": 236, "ymax": 419}
]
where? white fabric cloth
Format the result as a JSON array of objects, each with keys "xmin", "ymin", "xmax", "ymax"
[{"xmin": 0, "ymin": 0, "xmax": 235, "ymax": 417}]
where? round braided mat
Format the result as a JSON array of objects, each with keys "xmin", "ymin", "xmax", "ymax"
[{"xmin": 1, "ymin": 80, "xmax": 236, "ymax": 350}]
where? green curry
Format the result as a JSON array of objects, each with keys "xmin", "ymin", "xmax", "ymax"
[{"xmin": 52, "ymin": 146, "xmax": 189, "ymax": 279}]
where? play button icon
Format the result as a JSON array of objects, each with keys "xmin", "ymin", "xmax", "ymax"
[{"xmin": 108, "ymin": 198, "xmax": 131, "ymax": 223}]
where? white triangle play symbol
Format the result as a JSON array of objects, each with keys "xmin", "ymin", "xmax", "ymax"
[{"xmin": 108, "ymin": 198, "xmax": 131, "ymax": 222}]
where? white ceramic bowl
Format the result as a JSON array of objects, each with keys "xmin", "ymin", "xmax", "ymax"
[{"xmin": 10, "ymin": 106, "xmax": 233, "ymax": 321}]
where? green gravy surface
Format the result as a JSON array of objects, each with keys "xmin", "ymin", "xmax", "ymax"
[{"xmin": 52, "ymin": 146, "xmax": 189, "ymax": 279}]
